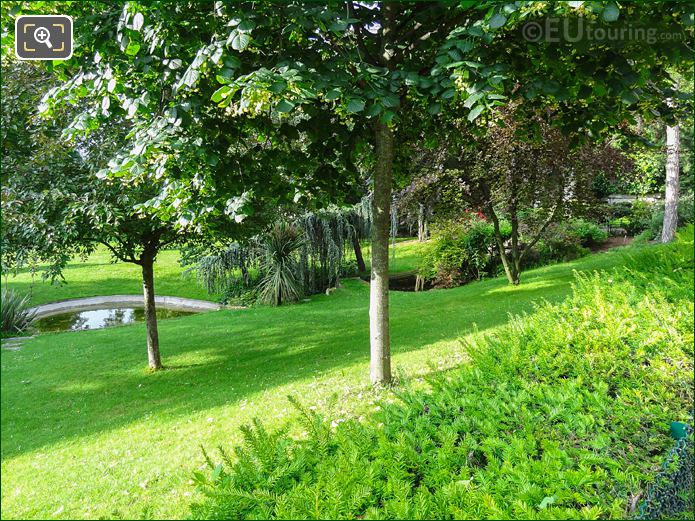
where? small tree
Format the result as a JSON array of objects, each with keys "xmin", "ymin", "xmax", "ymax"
[{"xmin": 438, "ymin": 107, "xmax": 604, "ymax": 285}]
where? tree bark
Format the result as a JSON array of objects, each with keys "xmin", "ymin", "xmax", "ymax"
[
  {"xmin": 370, "ymin": 120, "xmax": 394, "ymax": 385},
  {"xmin": 418, "ymin": 203, "xmax": 426, "ymax": 242},
  {"xmin": 141, "ymin": 255, "xmax": 162, "ymax": 370},
  {"xmin": 487, "ymin": 206, "xmax": 520, "ymax": 285},
  {"xmin": 662, "ymin": 124, "xmax": 680, "ymax": 243},
  {"xmin": 352, "ymin": 235, "xmax": 367, "ymax": 273}
]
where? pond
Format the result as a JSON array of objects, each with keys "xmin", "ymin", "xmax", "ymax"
[{"xmin": 34, "ymin": 307, "xmax": 197, "ymax": 332}]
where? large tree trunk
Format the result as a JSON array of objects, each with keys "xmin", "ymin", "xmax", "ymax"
[
  {"xmin": 352, "ymin": 235, "xmax": 367, "ymax": 273},
  {"xmin": 662, "ymin": 124, "xmax": 680, "ymax": 243},
  {"xmin": 370, "ymin": 121, "xmax": 394, "ymax": 385},
  {"xmin": 141, "ymin": 255, "xmax": 162, "ymax": 370}
]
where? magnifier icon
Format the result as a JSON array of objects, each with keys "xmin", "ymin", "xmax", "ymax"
[{"xmin": 33, "ymin": 26, "xmax": 53, "ymax": 48}]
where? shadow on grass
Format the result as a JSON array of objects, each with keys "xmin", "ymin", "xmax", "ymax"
[{"xmin": 0, "ymin": 248, "xmax": 630, "ymax": 460}]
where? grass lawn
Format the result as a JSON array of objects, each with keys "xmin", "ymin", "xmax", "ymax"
[
  {"xmin": 3, "ymin": 248, "xmax": 215, "ymax": 306},
  {"xmin": 359, "ymin": 237, "xmax": 429, "ymax": 274},
  {"xmin": 1, "ymin": 242, "xmax": 643, "ymax": 519}
]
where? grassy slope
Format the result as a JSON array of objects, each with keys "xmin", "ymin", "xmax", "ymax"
[{"xmin": 1, "ymin": 244, "xmax": 638, "ymax": 519}]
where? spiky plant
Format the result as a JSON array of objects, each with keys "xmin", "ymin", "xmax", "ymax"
[
  {"xmin": 1, "ymin": 288, "xmax": 37, "ymax": 334},
  {"xmin": 258, "ymin": 222, "xmax": 304, "ymax": 306}
]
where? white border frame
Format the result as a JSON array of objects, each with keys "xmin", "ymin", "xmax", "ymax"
[{"xmin": 15, "ymin": 14, "xmax": 74, "ymax": 61}]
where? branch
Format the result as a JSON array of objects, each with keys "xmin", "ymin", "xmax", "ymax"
[
  {"xmin": 91, "ymin": 239, "xmax": 139, "ymax": 264},
  {"xmin": 519, "ymin": 200, "xmax": 563, "ymax": 262},
  {"xmin": 348, "ymin": 1, "xmax": 378, "ymax": 65}
]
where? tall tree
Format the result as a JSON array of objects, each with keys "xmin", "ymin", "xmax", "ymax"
[{"xmin": 662, "ymin": 124, "xmax": 681, "ymax": 243}]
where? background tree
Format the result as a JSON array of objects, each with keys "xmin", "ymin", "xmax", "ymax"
[{"xmin": 662, "ymin": 124, "xmax": 681, "ymax": 243}]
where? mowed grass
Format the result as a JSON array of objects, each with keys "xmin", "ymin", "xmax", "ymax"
[
  {"xmin": 360, "ymin": 238, "xmax": 429, "ymax": 274},
  {"xmin": 3, "ymin": 248, "xmax": 214, "ymax": 306},
  {"xmin": 1, "ymin": 243, "xmax": 638, "ymax": 519}
]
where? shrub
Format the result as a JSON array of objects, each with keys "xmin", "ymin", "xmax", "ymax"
[
  {"xmin": 536, "ymin": 219, "xmax": 607, "ymax": 264},
  {"xmin": 257, "ymin": 222, "xmax": 304, "ymax": 306},
  {"xmin": 1, "ymin": 288, "xmax": 37, "ymax": 334},
  {"xmin": 608, "ymin": 200, "xmax": 655, "ymax": 236},
  {"xmin": 418, "ymin": 215, "xmax": 505, "ymax": 288},
  {"xmin": 190, "ymin": 227, "xmax": 694, "ymax": 520},
  {"xmin": 644, "ymin": 192, "xmax": 695, "ymax": 241}
]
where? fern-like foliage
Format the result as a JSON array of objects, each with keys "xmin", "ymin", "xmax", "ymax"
[{"xmin": 190, "ymin": 227, "xmax": 694, "ymax": 519}]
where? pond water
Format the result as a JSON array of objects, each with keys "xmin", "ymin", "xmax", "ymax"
[{"xmin": 34, "ymin": 307, "xmax": 197, "ymax": 332}]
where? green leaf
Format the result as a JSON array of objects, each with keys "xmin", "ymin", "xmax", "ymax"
[
  {"xmin": 346, "ymin": 98, "xmax": 365, "ymax": 113},
  {"xmin": 182, "ymin": 68, "xmax": 199, "ymax": 88},
  {"xmin": 223, "ymin": 56, "xmax": 241, "ymax": 68},
  {"xmin": 228, "ymin": 30, "xmax": 251, "ymax": 51},
  {"xmin": 428, "ymin": 102, "xmax": 441, "ymax": 115},
  {"xmin": 381, "ymin": 93, "xmax": 400, "ymax": 108},
  {"xmin": 270, "ymin": 80, "xmax": 287, "ymax": 94},
  {"xmin": 125, "ymin": 42, "xmax": 141, "ymax": 56},
  {"xmin": 101, "ymin": 96, "xmax": 110, "ymax": 112},
  {"xmin": 488, "ymin": 13, "xmax": 507, "ymax": 29},
  {"xmin": 237, "ymin": 20, "xmax": 256, "ymax": 32},
  {"xmin": 168, "ymin": 59, "xmax": 182, "ymax": 70},
  {"xmin": 330, "ymin": 20, "xmax": 348, "ymax": 32},
  {"xmin": 276, "ymin": 99, "xmax": 295, "ymax": 113},
  {"xmin": 441, "ymin": 89, "xmax": 456, "ymax": 99},
  {"xmin": 463, "ymin": 91, "xmax": 483, "ymax": 108},
  {"xmin": 211, "ymin": 86, "xmax": 231, "ymax": 103},
  {"xmin": 602, "ymin": 4, "xmax": 620, "ymax": 22},
  {"xmin": 621, "ymin": 90, "xmax": 638, "ymax": 105},
  {"xmin": 380, "ymin": 110, "xmax": 396, "ymax": 124},
  {"xmin": 365, "ymin": 103, "xmax": 382, "ymax": 117},
  {"xmin": 216, "ymin": 68, "xmax": 236, "ymax": 84},
  {"xmin": 324, "ymin": 89, "xmax": 341, "ymax": 101},
  {"xmin": 468, "ymin": 104, "xmax": 485, "ymax": 122}
]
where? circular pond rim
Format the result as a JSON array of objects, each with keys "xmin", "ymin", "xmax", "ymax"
[{"xmin": 29, "ymin": 295, "xmax": 229, "ymax": 319}]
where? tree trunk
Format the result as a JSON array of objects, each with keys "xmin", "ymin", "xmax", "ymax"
[
  {"xmin": 141, "ymin": 256, "xmax": 162, "ymax": 370},
  {"xmin": 370, "ymin": 120, "xmax": 393, "ymax": 385},
  {"xmin": 352, "ymin": 235, "xmax": 367, "ymax": 273},
  {"xmin": 662, "ymin": 124, "xmax": 680, "ymax": 243},
  {"xmin": 488, "ymin": 207, "xmax": 520, "ymax": 285},
  {"xmin": 418, "ymin": 203, "xmax": 425, "ymax": 242}
]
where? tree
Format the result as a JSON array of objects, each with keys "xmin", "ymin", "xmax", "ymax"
[
  {"xmin": 435, "ymin": 106, "xmax": 599, "ymax": 285},
  {"xmin": 662, "ymin": 124, "xmax": 680, "ymax": 243},
  {"xmin": 3, "ymin": 2, "xmax": 363, "ymax": 368}
]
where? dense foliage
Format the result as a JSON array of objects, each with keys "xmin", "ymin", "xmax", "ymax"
[
  {"xmin": 191, "ymin": 227, "xmax": 694, "ymax": 520},
  {"xmin": 418, "ymin": 216, "xmax": 609, "ymax": 289}
]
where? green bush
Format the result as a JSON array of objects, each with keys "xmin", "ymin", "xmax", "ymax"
[
  {"xmin": 608, "ymin": 200, "xmax": 655, "ymax": 236},
  {"xmin": 190, "ymin": 227, "xmax": 694, "ymax": 520},
  {"xmin": 1, "ymin": 288, "xmax": 37, "ymax": 334},
  {"xmin": 644, "ymin": 192, "xmax": 695, "ymax": 241},
  {"xmin": 418, "ymin": 215, "xmax": 507, "ymax": 288},
  {"xmin": 536, "ymin": 219, "xmax": 607, "ymax": 264}
]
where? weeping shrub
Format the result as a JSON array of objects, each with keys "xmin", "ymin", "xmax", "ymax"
[
  {"xmin": 187, "ymin": 201, "xmax": 372, "ymax": 303},
  {"xmin": 257, "ymin": 222, "xmax": 304, "ymax": 306},
  {"xmin": 1, "ymin": 288, "xmax": 36, "ymax": 334}
]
